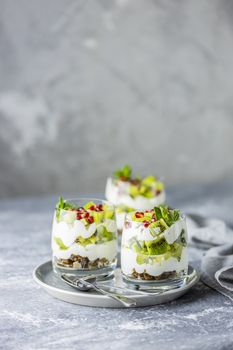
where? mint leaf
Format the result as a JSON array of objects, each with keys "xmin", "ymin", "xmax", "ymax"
[
  {"xmin": 160, "ymin": 206, "xmax": 173, "ymax": 226},
  {"xmin": 114, "ymin": 165, "xmax": 132, "ymax": 180},
  {"xmin": 154, "ymin": 206, "xmax": 180, "ymax": 227},
  {"xmin": 56, "ymin": 196, "xmax": 75, "ymax": 221},
  {"xmin": 154, "ymin": 207, "xmax": 162, "ymax": 220}
]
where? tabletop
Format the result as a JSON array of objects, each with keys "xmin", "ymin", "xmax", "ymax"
[{"xmin": 1, "ymin": 182, "xmax": 233, "ymax": 350}]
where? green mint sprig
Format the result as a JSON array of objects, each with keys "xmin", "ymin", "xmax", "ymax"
[
  {"xmin": 154, "ymin": 206, "xmax": 180, "ymax": 227},
  {"xmin": 114, "ymin": 164, "xmax": 132, "ymax": 180},
  {"xmin": 56, "ymin": 196, "xmax": 75, "ymax": 221}
]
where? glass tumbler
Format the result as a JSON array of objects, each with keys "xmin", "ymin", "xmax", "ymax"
[
  {"xmin": 52, "ymin": 197, "xmax": 118, "ymax": 276},
  {"xmin": 121, "ymin": 208, "xmax": 188, "ymax": 287}
]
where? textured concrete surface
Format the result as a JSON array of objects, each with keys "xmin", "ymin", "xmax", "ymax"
[
  {"xmin": 0, "ymin": 0, "xmax": 233, "ymax": 198},
  {"xmin": 1, "ymin": 184, "xmax": 233, "ymax": 350}
]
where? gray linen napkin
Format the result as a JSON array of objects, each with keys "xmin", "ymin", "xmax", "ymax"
[
  {"xmin": 201, "ymin": 244, "xmax": 233, "ymax": 300},
  {"xmin": 186, "ymin": 215, "xmax": 233, "ymax": 249},
  {"xmin": 186, "ymin": 214, "xmax": 233, "ymax": 300}
]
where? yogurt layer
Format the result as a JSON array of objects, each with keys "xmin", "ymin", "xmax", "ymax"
[
  {"xmin": 53, "ymin": 239, "xmax": 117, "ymax": 261},
  {"xmin": 122, "ymin": 217, "xmax": 186, "ymax": 244},
  {"xmin": 121, "ymin": 246, "xmax": 188, "ymax": 277},
  {"xmin": 52, "ymin": 215, "xmax": 116, "ymax": 246}
]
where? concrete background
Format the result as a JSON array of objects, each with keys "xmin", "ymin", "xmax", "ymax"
[{"xmin": 0, "ymin": 0, "xmax": 233, "ymax": 198}]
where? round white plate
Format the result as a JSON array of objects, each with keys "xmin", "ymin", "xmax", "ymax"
[{"xmin": 33, "ymin": 262, "xmax": 199, "ymax": 308}]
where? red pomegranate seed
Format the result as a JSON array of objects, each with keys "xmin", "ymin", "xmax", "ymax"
[
  {"xmin": 83, "ymin": 212, "xmax": 89, "ymax": 218},
  {"xmin": 87, "ymin": 216, "xmax": 94, "ymax": 224},
  {"xmin": 143, "ymin": 220, "xmax": 150, "ymax": 228},
  {"xmin": 89, "ymin": 205, "xmax": 96, "ymax": 211},
  {"xmin": 76, "ymin": 213, "xmax": 83, "ymax": 220},
  {"xmin": 97, "ymin": 204, "xmax": 103, "ymax": 211},
  {"xmin": 135, "ymin": 212, "xmax": 144, "ymax": 218}
]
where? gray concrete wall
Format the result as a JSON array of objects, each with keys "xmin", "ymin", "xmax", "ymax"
[{"xmin": 0, "ymin": 0, "xmax": 232, "ymax": 198}]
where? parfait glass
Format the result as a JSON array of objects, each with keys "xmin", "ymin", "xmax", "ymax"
[
  {"xmin": 52, "ymin": 198, "xmax": 118, "ymax": 276},
  {"xmin": 121, "ymin": 210, "xmax": 188, "ymax": 288}
]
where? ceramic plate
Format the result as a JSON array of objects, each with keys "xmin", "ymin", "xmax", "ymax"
[{"xmin": 33, "ymin": 262, "xmax": 199, "ymax": 308}]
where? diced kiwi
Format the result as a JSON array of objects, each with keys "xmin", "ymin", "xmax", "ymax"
[
  {"xmin": 141, "ymin": 176, "xmax": 157, "ymax": 186},
  {"xmin": 92, "ymin": 211, "xmax": 104, "ymax": 224},
  {"xmin": 129, "ymin": 184, "xmax": 140, "ymax": 198},
  {"xmin": 104, "ymin": 209, "xmax": 114, "ymax": 219},
  {"xmin": 145, "ymin": 238, "xmax": 170, "ymax": 255},
  {"xmin": 76, "ymin": 235, "xmax": 97, "ymax": 246},
  {"xmin": 136, "ymin": 255, "xmax": 148, "ymax": 265},
  {"xmin": 54, "ymin": 237, "xmax": 69, "ymax": 250},
  {"xmin": 83, "ymin": 201, "xmax": 96, "ymax": 210}
]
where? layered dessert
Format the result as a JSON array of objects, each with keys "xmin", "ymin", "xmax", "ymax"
[
  {"xmin": 105, "ymin": 165, "xmax": 166, "ymax": 230},
  {"xmin": 121, "ymin": 206, "xmax": 188, "ymax": 281},
  {"xmin": 52, "ymin": 197, "xmax": 117, "ymax": 273}
]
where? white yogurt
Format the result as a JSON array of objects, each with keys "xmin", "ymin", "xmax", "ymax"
[
  {"xmin": 121, "ymin": 246, "xmax": 188, "ymax": 277},
  {"xmin": 163, "ymin": 219, "xmax": 187, "ymax": 244},
  {"xmin": 52, "ymin": 214, "xmax": 117, "ymax": 262},
  {"xmin": 52, "ymin": 239, "xmax": 117, "ymax": 261},
  {"xmin": 52, "ymin": 216, "xmax": 97, "ymax": 245},
  {"xmin": 122, "ymin": 217, "xmax": 187, "ymax": 244},
  {"xmin": 52, "ymin": 215, "xmax": 117, "ymax": 246}
]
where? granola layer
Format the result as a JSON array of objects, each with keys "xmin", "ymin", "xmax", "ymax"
[{"xmin": 55, "ymin": 255, "xmax": 114, "ymax": 269}]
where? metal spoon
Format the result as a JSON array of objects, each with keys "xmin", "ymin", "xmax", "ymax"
[
  {"xmin": 61, "ymin": 274, "xmax": 163, "ymax": 295},
  {"xmin": 61, "ymin": 274, "xmax": 137, "ymax": 307}
]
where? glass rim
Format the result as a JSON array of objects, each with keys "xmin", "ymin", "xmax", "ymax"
[
  {"xmin": 55, "ymin": 197, "xmax": 115, "ymax": 211},
  {"xmin": 124, "ymin": 211, "xmax": 186, "ymax": 222},
  {"xmin": 109, "ymin": 175, "xmax": 165, "ymax": 183}
]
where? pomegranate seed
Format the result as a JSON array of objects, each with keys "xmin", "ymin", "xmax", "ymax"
[
  {"xmin": 76, "ymin": 213, "xmax": 83, "ymax": 220},
  {"xmin": 97, "ymin": 204, "xmax": 103, "ymax": 211},
  {"xmin": 89, "ymin": 205, "xmax": 96, "ymax": 211},
  {"xmin": 143, "ymin": 220, "xmax": 150, "ymax": 228},
  {"xmin": 77, "ymin": 209, "xmax": 84, "ymax": 214},
  {"xmin": 83, "ymin": 212, "xmax": 89, "ymax": 218},
  {"xmin": 135, "ymin": 212, "xmax": 144, "ymax": 218},
  {"xmin": 87, "ymin": 216, "xmax": 94, "ymax": 224}
]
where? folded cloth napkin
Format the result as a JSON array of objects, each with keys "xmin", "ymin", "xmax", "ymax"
[
  {"xmin": 186, "ymin": 214, "xmax": 233, "ymax": 300},
  {"xmin": 186, "ymin": 215, "xmax": 233, "ymax": 249},
  {"xmin": 201, "ymin": 244, "xmax": 233, "ymax": 300}
]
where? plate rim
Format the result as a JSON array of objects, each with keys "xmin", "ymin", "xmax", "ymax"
[{"xmin": 33, "ymin": 260, "xmax": 200, "ymax": 302}]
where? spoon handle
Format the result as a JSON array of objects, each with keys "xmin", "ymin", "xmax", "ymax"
[{"xmin": 87, "ymin": 282, "xmax": 137, "ymax": 307}]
